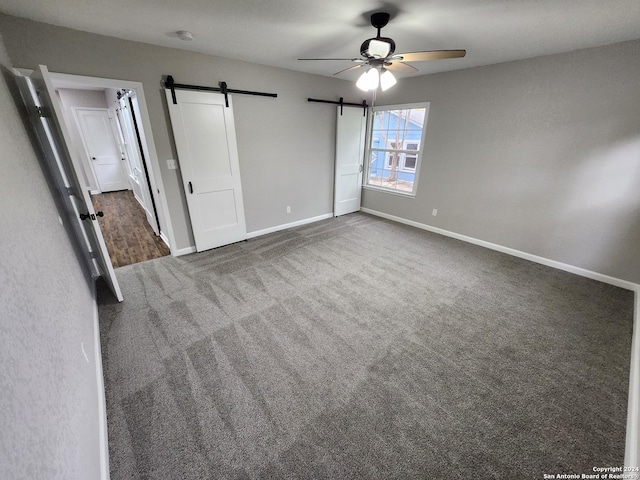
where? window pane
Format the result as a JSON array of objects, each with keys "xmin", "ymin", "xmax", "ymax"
[
  {"xmin": 404, "ymin": 155, "xmax": 417, "ymax": 170},
  {"xmin": 367, "ymin": 104, "xmax": 428, "ymax": 195},
  {"xmin": 368, "ymin": 150, "xmax": 415, "ymax": 193},
  {"xmin": 372, "ymin": 110, "xmax": 425, "ymax": 147}
]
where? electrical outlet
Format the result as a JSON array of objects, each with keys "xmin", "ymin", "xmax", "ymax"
[
  {"xmin": 432, "ymin": 208, "xmax": 438, "ymax": 216},
  {"xmin": 286, "ymin": 206, "xmax": 291, "ymax": 214},
  {"xmin": 167, "ymin": 159, "xmax": 177, "ymax": 170}
]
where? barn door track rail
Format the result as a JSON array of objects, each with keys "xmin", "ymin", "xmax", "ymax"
[
  {"xmin": 164, "ymin": 75, "xmax": 277, "ymax": 107},
  {"xmin": 307, "ymin": 97, "xmax": 368, "ymax": 116}
]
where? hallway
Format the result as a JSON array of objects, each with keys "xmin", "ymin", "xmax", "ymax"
[{"xmin": 91, "ymin": 190, "xmax": 169, "ymax": 267}]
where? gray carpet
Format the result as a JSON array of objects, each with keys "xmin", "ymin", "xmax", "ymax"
[{"xmin": 97, "ymin": 213, "xmax": 634, "ymax": 479}]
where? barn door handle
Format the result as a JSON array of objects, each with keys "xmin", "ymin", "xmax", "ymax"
[
  {"xmin": 79, "ymin": 212, "xmax": 91, "ymax": 220},
  {"xmin": 188, "ymin": 181, "xmax": 193, "ymax": 194}
]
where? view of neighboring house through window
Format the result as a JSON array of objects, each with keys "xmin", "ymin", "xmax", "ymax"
[{"xmin": 366, "ymin": 102, "xmax": 430, "ymax": 195}]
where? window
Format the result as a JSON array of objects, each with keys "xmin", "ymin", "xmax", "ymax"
[{"xmin": 365, "ymin": 103, "xmax": 430, "ymax": 195}]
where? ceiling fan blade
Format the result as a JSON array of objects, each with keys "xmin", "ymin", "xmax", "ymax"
[
  {"xmin": 333, "ymin": 64, "xmax": 365, "ymax": 76},
  {"xmin": 385, "ymin": 62, "xmax": 419, "ymax": 74},
  {"xmin": 298, "ymin": 58, "xmax": 360, "ymax": 61},
  {"xmin": 391, "ymin": 50, "xmax": 466, "ymax": 62}
]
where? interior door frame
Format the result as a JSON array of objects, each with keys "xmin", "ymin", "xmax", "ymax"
[{"xmin": 39, "ymin": 71, "xmax": 175, "ymax": 253}]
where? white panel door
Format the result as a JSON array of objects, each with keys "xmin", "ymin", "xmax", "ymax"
[
  {"xmin": 166, "ymin": 89, "xmax": 246, "ymax": 252},
  {"xmin": 17, "ymin": 65, "xmax": 123, "ymax": 301},
  {"xmin": 115, "ymin": 99, "xmax": 158, "ymax": 235},
  {"xmin": 75, "ymin": 108, "xmax": 129, "ymax": 192},
  {"xmin": 334, "ymin": 106, "xmax": 367, "ymax": 216}
]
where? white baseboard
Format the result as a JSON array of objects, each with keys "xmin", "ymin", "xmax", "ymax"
[
  {"xmin": 626, "ymin": 287, "xmax": 640, "ymax": 469},
  {"xmin": 172, "ymin": 245, "xmax": 197, "ymax": 257},
  {"xmin": 159, "ymin": 231, "xmax": 170, "ymax": 249},
  {"xmin": 91, "ymin": 282, "xmax": 110, "ymax": 480},
  {"xmin": 360, "ymin": 207, "xmax": 638, "ymax": 291},
  {"xmin": 170, "ymin": 213, "xmax": 333, "ymax": 257},
  {"xmin": 90, "ymin": 190, "xmax": 100, "ymax": 195},
  {"xmin": 246, "ymin": 213, "xmax": 333, "ymax": 239}
]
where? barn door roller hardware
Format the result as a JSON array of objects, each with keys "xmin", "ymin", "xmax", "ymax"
[
  {"xmin": 307, "ymin": 97, "xmax": 368, "ymax": 116},
  {"xmin": 164, "ymin": 75, "xmax": 277, "ymax": 107}
]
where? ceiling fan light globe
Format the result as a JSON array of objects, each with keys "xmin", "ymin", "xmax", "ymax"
[
  {"xmin": 380, "ymin": 69, "xmax": 397, "ymax": 91},
  {"xmin": 356, "ymin": 68, "xmax": 380, "ymax": 91}
]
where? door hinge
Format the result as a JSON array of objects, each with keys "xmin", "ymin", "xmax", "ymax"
[
  {"xmin": 35, "ymin": 106, "xmax": 48, "ymax": 118},
  {"xmin": 66, "ymin": 187, "xmax": 75, "ymax": 196}
]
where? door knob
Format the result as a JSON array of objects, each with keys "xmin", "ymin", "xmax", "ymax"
[
  {"xmin": 79, "ymin": 212, "xmax": 103, "ymax": 220},
  {"xmin": 91, "ymin": 157, "xmax": 96, "ymax": 160}
]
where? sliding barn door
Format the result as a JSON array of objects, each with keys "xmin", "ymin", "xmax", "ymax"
[
  {"xmin": 334, "ymin": 106, "xmax": 367, "ymax": 217},
  {"xmin": 166, "ymin": 90, "xmax": 246, "ymax": 252}
]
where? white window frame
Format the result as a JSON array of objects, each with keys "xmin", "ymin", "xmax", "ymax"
[{"xmin": 364, "ymin": 102, "xmax": 430, "ymax": 197}]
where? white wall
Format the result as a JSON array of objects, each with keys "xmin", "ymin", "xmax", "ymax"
[
  {"xmin": 57, "ymin": 87, "xmax": 110, "ymax": 192},
  {"xmin": 363, "ymin": 39, "xmax": 640, "ymax": 284},
  {"xmin": 0, "ymin": 14, "xmax": 358, "ymax": 250},
  {"xmin": 0, "ymin": 32, "xmax": 103, "ymax": 479}
]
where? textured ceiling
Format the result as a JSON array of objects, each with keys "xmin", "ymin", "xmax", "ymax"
[{"xmin": 1, "ymin": 0, "xmax": 640, "ymax": 80}]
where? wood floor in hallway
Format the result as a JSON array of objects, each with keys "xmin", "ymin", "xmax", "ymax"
[{"xmin": 91, "ymin": 190, "xmax": 170, "ymax": 268}]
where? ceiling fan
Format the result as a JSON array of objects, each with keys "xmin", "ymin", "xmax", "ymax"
[{"xmin": 299, "ymin": 12, "xmax": 466, "ymax": 91}]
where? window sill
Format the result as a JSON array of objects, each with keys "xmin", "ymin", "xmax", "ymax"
[{"xmin": 362, "ymin": 185, "xmax": 417, "ymax": 198}]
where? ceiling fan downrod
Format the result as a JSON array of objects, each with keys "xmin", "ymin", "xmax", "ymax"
[{"xmin": 361, "ymin": 12, "xmax": 395, "ymax": 59}]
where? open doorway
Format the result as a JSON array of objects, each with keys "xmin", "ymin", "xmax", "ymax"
[{"xmin": 48, "ymin": 73, "xmax": 173, "ymax": 268}]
